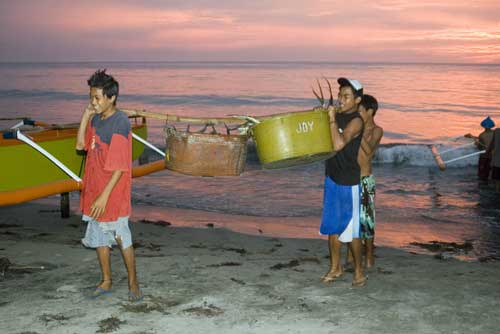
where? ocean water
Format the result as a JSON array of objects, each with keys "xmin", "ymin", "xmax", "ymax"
[{"xmin": 1, "ymin": 62, "xmax": 500, "ymax": 261}]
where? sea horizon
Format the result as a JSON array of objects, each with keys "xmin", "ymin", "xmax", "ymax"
[{"xmin": 1, "ymin": 60, "xmax": 500, "ymax": 66}]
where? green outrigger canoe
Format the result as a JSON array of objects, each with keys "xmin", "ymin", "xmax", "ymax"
[{"xmin": 0, "ymin": 116, "xmax": 149, "ymax": 204}]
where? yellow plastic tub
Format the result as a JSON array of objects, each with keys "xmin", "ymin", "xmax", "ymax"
[{"xmin": 251, "ymin": 109, "xmax": 334, "ymax": 169}]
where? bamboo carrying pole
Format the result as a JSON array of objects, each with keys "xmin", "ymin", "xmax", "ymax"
[
  {"xmin": 120, "ymin": 107, "xmax": 297, "ymax": 125},
  {"xmin": 121, "ymin": 108, "xmax": 246, "ymax": 125}
]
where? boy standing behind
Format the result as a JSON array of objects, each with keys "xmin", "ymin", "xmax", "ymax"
[
  {"xmin": 76, "ymin": 69, "xmax": 143, "ymax": 302},
  {"xmin": 357, "ymin": 94, "xmax": 383, "ymax": 268}
]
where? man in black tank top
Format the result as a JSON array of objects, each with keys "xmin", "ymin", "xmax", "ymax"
[{"xmin": 319, "ymin": 77, "xmax": 367, "ymax": 287}]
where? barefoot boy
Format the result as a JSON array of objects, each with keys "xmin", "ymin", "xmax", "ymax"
[
  {"xmin": 320, "ymin": 77, "xmax": 366, "ymax": 287},
  {"xmin": 76, "ymin": 69, "xmax": 143, "ymax": 301},
  {"xmin": 357, "ymin": 94, "xmax": 383, "ymax": 268}
]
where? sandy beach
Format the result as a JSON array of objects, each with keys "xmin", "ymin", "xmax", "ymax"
[{"xmin": 1, "ymin": 199, "xmax": 499, "ymax": 334}]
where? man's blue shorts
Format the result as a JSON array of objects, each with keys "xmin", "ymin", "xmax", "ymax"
[{"xmin": 319, "ymin": 176, "xmax": 360, "ymax": 242}]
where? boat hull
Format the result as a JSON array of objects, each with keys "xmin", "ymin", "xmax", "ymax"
[
  {"xmin": 0, "ymin": 121, "xmax": 148, "ymax": 192},
  {"xmin": 0, "ymin": 160, "xmax": 165, "ymax": 206}
]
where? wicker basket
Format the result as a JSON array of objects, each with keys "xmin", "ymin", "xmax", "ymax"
[{"xmin": 164, "ymin": 126, "xmax": 248, "ymax": 176}]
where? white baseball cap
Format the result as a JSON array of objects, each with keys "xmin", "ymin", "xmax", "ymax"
[{"xmin": 337, "ymin": 77, "xmax": 363, "ymax": 96}]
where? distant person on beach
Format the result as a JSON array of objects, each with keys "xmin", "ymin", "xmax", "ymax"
[
  {"xmin": 465, "ymin": 116, "xmax": 495, "ymax": 181},
  {"xmin": 319, "ymin": 77, "xmax": 366, "ymax": 287},
  {"xmin": 486, "ymin": 127, "xmax": 500, "ymax": 193},
  {"xmin": 76, "ymin": 69, "xmax": 143, "ymax": 302}
]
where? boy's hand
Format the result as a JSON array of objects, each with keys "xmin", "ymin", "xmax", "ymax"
[
  {"xmin": 90, "ymin": 194, "xmax": 109, "ymax": 219},
  {"xmin": 327, "ymin": 105, "xmax": 339, "ymax": 122},
  {"xmin": 84, "ymin": 104, "xmax": 96, "ymax": 118}
]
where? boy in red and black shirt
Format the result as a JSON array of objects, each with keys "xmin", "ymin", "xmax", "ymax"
[{"xmin": 76, "ymin": 69, "xmax": 142, "ymax": 302}]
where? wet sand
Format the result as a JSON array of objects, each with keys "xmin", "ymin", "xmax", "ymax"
[{"xmin": 1, "ymin": 199, "xmax": 499, "ymax": 334}]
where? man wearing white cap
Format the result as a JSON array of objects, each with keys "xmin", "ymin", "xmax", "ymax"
[{"xmin": 319, "ymin": 77, "xmax": 367, "ymax": 287}]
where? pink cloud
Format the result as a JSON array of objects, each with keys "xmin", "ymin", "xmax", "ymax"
[{"xmin": 0, "ymin": 0, "xmax": 499, "ymax": 63}]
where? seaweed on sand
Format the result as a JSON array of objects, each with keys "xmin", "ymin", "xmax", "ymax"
[
  {"xmin": 410, "ymin": 240, "xmax": 473, "ymax": 253},
  {"xmin": 96, "ymin": 316, "xmax": 126, "ymax": 333}
]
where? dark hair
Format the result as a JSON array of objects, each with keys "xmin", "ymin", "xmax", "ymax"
[
  {"xmin": 360, "ymin": 94, "xmax": 378, "ymax": 116},
  {"xmin": 87, "ymin": 69, "xmax": 119, "ymax": 105}
]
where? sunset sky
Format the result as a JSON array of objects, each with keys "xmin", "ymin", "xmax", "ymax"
[{"xmin": 0, "ymin": 0, "xmax": 499, "ymax": 63}]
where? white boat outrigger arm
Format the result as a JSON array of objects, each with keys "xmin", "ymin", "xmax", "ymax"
[{"xmin": 131, "ymin": 133, "xmax": 165, "ymax": 157}]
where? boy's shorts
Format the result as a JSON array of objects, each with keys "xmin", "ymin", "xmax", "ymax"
[
  {"xmin": 320, "ymin": 176, "xmax": 360, "ymax": 242},
  {"xmin": 81, "ymin": 215, "xmax": 133, "ymax": 249},
  {"xmin": 360, "ymin": 175, "xmax": 376, "ymax": 239}
]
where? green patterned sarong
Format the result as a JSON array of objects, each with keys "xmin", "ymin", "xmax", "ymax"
[{"xmin": 360, "ymin": 175, "xmax": 376, "ymax": 239}]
